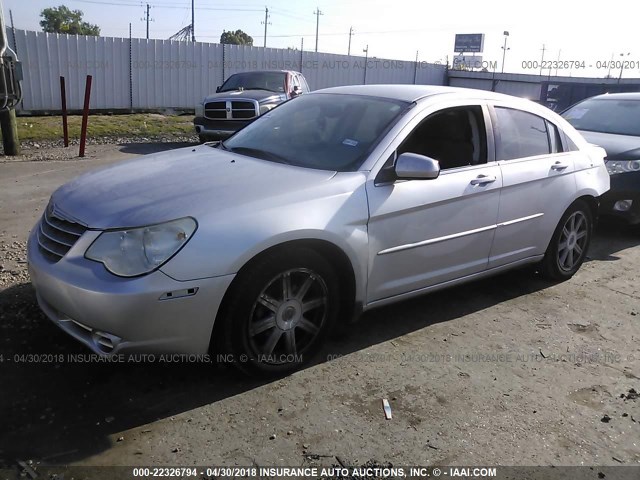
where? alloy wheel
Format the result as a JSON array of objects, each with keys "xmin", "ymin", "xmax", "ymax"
[
  {"xmin": 247, "ymin": 268, "xmax": 328, "ymax": 364},
  {"xmin": 557, "ymin": 211, "xmax": 588, "ymax": 272}
]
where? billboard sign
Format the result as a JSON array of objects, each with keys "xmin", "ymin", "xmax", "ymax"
[{"xmin": 454, "ymin": 33, "xmax": 485, "ymax": 53}]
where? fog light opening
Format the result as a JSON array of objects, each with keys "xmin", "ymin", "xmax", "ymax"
[
  {"xmin": 613, "ymin": 200, "xmax": 633, "ymax": 212},
  {"xmin": 91, "ymin": 330, "xmax": 120, "ymax": 354}
]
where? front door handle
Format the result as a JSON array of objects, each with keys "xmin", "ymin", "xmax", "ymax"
[
  {"xmin": 551, "ymin": 161, "xmax": 568, "ymax": 171},
  {"xmin": 470, "ymin": 174, "xmax": 497, "ymax": 186}
]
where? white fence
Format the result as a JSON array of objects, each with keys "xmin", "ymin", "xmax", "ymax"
[{"xmin": 8, "ymin": 28, "xmax": 447, "ymax": 112}]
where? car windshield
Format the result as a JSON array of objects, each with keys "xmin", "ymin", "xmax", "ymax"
[
  {"xmin": 221, "ymin": 93, "xmax": 410, "ymax": 171},
  {"xmin": 219, "ymin": 72, "xmax": 286, "ymax": 93},
  {"xmin": 563, "ymin": 98, "xmax": 640, "ymax": 136}
]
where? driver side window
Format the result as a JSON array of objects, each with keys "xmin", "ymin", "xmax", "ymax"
[{"xmin": 398, "ymin": 106, "xmax": 488, "ymax": 170}]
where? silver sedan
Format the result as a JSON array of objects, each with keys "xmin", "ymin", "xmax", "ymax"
[{"xmin": 27, "ymin": 85, "xmax": 610, "ymax": 375}]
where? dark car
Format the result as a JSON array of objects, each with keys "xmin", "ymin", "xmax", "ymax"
[
  {"xmin": 194, "ymin": 70, "xmax": 310, "ymax": 142},
  {"xmin": 562, "ymin": 92, "xmax": 640, "ymax": 225}
]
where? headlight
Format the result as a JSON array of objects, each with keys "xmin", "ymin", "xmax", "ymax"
[
  {"xmin": 195, "ymin": 104, "xmax": 204, "ymax": 117},
  {"xmin": 606, "ymin": 159, "xmax": 640, "ymax": 175},
  {"xmin": 259, "ymin": 104, "xmax": 275, "ymax": 115},
  {"xmin": 85, "ymin": 217, "xmax": 197, "ymax": 277}
]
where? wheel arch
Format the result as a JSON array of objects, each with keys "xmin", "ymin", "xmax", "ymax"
[
  {"xmin": 575, "ymin": 194, "xmax": 599, "ymax": 226},
  {"xmin": 542, "ymin": 195, "xmax": 598, "ymax": 255},
  {"xmin": 209, "ymin": 238, "xmax": 360, "ymax": 353}
]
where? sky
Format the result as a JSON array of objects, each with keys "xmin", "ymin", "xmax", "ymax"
[{"xmin": 3, "ymin": 0, "xmax": 639, "ymax": 78}]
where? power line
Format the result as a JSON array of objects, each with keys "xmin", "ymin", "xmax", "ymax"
[
  {"xmin": 269, "ymin": 8, "xmax": 314, "ymax": 23},
  {"xmin": 73, "ymin": 0, "xmax": 262, "ymax": 11}
]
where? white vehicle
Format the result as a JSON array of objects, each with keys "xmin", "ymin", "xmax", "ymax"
[{"xmin": 28, "ymin": 85, "xmax": 609, "ymax": 375}]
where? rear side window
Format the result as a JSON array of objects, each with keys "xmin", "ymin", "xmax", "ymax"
[
  {"xmin": 546, "ymin": 120, "xmax": 563, "ymax": 153},
  {"xmin": 495, "ymin": 107, "xmax": 550, "ymax": 160},
  {"xmin": 563, "ymin": 132, "xmax": 580, "ymax": 152}
]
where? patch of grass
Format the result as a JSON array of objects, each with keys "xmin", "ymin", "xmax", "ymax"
[{"xmin": 10, "ymin": 113, "xmax": 195, "ymax": 142}]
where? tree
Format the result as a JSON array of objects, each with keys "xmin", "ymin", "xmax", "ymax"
[
  {"xmin": 220, "ymin": 30, "xmax": 253, "ymax": 46},
  {"xmin": 40, "ymin": 5, "xmax": 100, "ymax": 36}
]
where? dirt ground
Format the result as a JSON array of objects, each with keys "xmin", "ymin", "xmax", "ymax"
[{"xmin": 0, "ymin": 142, "xmax": 638, "ymax": 473}]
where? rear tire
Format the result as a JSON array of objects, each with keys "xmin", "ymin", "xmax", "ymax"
[
  {"xmin": 541, "ymin": 200, "xmax": 593, "ymax": 281},
  {"xmin": 216, "ymin": 247, "xmax": 340, "ymax": 376}
]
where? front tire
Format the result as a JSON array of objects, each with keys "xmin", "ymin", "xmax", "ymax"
[
  {"xmin": 541, "ymin": 200, "xmax": 593, "ymax": 280},
  {"xmin": 216, "ymin": 247, "xmax": 340, "ymax": 376}
]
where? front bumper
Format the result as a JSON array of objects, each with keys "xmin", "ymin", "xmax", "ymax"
[
  {"xmin": 27, "ymin": 228, "xmax": 235, "ymax": 356},
  {"xmin": 599, "ymin": 171, "xmax": 640, "ymax": 224},
  {"xmin": 193, "ymin": 116, "xmax": 252, "ymax": 140}
]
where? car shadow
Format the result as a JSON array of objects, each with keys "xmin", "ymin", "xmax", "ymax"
[
  {"xmin": 587, "ymin": 219, "xmax": 639, "ymax": 262},
  {"xmin": 0, "ymin": 228, "xmax": 637, "ymax": 466},
  {"xmin": 0, "ymin": 281, "xmax": 268, "ymax": 466},
  {"xmin": 117, "ymin": 141, "xmax": 198, "ymax": 156}
]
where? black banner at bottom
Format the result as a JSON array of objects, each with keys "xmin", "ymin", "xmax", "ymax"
[{"xmin": 1, "ymin": 465, "xmax": 638, "ymax": 480}]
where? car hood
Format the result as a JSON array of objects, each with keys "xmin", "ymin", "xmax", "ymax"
[
  {"xmin": 203, "ymin": 90, "xmax": 286, "ymax": 104},
  {"xmin": 50, "ymin": 145, "xmax": 337, "ymax": 229},
  {"xmin": 578, "ymin": 130, "xmax": 640, "ymax": 160}
]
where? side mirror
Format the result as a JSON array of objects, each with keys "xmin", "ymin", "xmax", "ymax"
[
  {"xmin": 291, "ymin": 86, "xmax": 302, "ymax": 97},
  {"xmin": 395, "ymin": 153, "xmax": 440, "ymax": 180},
  {"xmin": 215, "ymin": 86, "xmax": 221, "ymax": 93}
]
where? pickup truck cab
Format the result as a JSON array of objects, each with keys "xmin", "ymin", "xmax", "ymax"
[{"xmin": 194, "ymin": 70, "xmax": 310, "ymax": 142}]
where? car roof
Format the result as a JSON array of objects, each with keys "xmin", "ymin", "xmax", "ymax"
[
  {"xmin": 586, "ymin": 92, "xmax": 640, "ymax": 101},
  {"xmin": 314, "ymin": 84, "xmax": 518, "ymax": 103}
]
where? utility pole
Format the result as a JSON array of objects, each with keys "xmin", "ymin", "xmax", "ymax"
[
  {"xmin": 347, "ymin": 26, "xmax": 354, "ymax": 56},
  {"xmin": 539, "ymin": 44, "xmax": 546, "ymax": 75},
  {"xmin": 191, "ymin": 0, "xmax": 195, "ymax": 42},
  {"xmin": 142, "ymin": 3, "xmax": 152, "ymax": 40},
  {"xmin": 0, "ymin": 6, "xmax": 20, "ymax": 155},
  {"xmin": 606, "ymin": 52, "xmax": 614, "ymax": 78},
  {"xmin": 618, "ymin": 52, "xmax": 631, "ymax": 83},
  {"xmin": 9, "ymin": 9, "xmax": 17, "ymax": 55},
  {"xmin": 554, "ymin": 49, "xmax": 562, "ymax": 76},
  {"xmin": 500, "ymin": 31, "xmax": 510, "ymax": 73},
  {"xmin": 313, "ymin": 8, "xmax": 323, "ymax": 53},
  {"xmin": 363, "ymin": 44, "xmax": 369, "ymax": 84},
  {"xmin": 262, "ymin": 7, "xmax": 271, "ymax": 48}
]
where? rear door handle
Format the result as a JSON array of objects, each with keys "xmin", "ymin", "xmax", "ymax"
[
  {"xmin": 551, "ymin": 161, "xmax": 568, "ymax": 171},
  {"xmin": 470, "ymin": 174, "xmax": 497, "ymax": 186}
]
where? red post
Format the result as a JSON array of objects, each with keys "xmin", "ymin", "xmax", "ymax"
[
  {"xmin": 79, "ymin": 75, "xmax": 93, "ymax": 158},
  {"xmin": 60, "ymin": 76, "xmax": 69, "ymax": 147}
]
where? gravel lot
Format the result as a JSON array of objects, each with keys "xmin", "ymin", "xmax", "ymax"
[{"xmin": 0, "ymin": 141, "xmax": 638, "ymax": 474}]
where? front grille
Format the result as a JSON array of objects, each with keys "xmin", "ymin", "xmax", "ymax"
[
  {"xmin": 204, "ymin": 99, "xmax": 259, "ymax": 120},
  {"xmin": 37, "ymin": 209, "xmax": 87, "ymax": 262},
  {"xmin": 204, "ymin": 101, "xmax": 227, "ymax": 119},
  {"xmin": 230, "ymin": 100, "xmax": 259, "ymax": 119}
]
